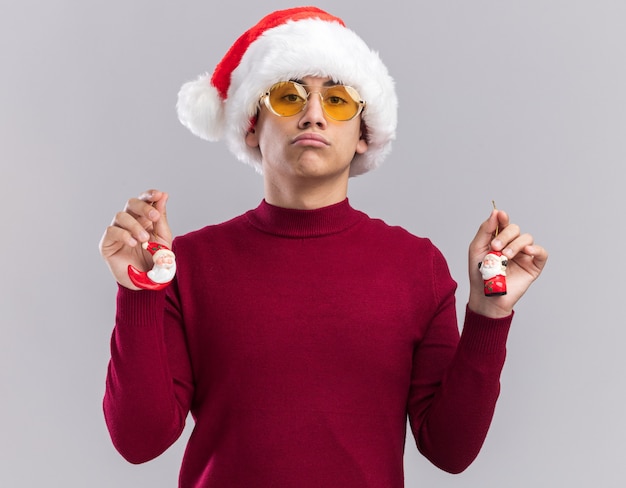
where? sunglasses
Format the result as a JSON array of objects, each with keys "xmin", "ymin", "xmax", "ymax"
[{"xmin": 260, "ymin": 81, "xmax": 366, "ymax": 121}]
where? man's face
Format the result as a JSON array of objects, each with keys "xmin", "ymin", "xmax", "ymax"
[{"xmin": 245, "ymin": 76, "xmax": 368, "ymax": 185}]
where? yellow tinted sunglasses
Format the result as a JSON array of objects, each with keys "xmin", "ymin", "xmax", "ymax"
[{"xmin": 261, "ymin": 81, "xmax": 366, "ymax": 121}]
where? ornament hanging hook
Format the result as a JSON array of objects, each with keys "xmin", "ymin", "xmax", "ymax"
[{"xmin": 492, "ymin": 200, "xmax": 499, "ymax": 237}]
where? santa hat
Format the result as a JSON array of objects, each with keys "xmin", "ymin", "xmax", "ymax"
[
  {"xmin": 485, "ymin": 250, "xmax": 503, "ymax": 258},
  {"xmin": 176, "ymin": 6, "xmax": 397, "ymax": 177},
  {"xmin": 142, "ymin": 241, "xmax": 174, "ymax": 260},
  {"xmin": 484, "ymin": 250, "xmax": 508, "ymax": 266}
]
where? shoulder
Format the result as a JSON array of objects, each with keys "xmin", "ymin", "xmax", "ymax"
[
  {"xmin": 358, "ymin": 213, "xmax": 439, "ymax": 253},
  {"xmin": 173, "ymin": 212, "xmax": 250, "ymax": 251},
  {"xmin": 351, "ymin": 212, "xmax": 451, "ymax": 275}
]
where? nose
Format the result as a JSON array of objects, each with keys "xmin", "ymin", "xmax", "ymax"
[{"xmin": 298, "ymin": 92, "xmax": 327, "ymax": 129}]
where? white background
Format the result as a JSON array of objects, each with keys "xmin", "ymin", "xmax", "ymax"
[{"xmin": 2, "ymin": 1, "xmax": 624, "ymax": 486}]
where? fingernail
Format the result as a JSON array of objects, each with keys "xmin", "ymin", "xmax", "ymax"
[
  {"xmin": 492, "ymin": 239, "xmax": 502, "ymax": 249},
  {"xmin": 503, "ymin": 248, "xmax": 514, "ymax": 258},
  {"xmin": 148, "ymin": 209, "xmax": 158, "ymax": 220}
]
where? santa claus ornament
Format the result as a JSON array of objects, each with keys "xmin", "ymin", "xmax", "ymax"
[
  {"xmin": 479, "ymin": 201, "xmax": 507, "ymax": 296},
  {"xmin": 479, "ymin": 250, "xmax": 508, "ymax": 296},
  {"xmin": 127, "ymin": 242, "xmax": 176, "ymax": 291}
]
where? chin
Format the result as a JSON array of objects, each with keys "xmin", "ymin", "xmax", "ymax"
[
  {"xmin": 295, "ymin": 155, "xmax": 350, "ymax": 177},
  {"xmin": 297, "ymin": 164, "xmax": 347, "ymax": 180}
]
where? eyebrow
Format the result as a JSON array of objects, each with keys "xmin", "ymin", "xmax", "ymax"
[{"xmin": 291, "ymin": 78, "xmax": 342, "ymax": 87}]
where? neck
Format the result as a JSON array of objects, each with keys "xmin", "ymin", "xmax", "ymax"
[{"xmin": 263, "ymin": 172, "xmax": 349, "ymax": 210}]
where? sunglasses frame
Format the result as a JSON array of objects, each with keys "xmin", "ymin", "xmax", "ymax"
[{"xmin": 260, "ymin": 81, "xmax": 366, "ymax": 121}]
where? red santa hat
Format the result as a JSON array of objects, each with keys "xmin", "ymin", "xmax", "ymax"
[
  {"xmin": 142, "ymin": 241, "xmax": 174, "ymax": 260},
  {"xmin": 176, "ymin": 6, "xmax": 397, "ymax": 177},
  {"xmin": 485, "ymin": 250, "xmax": 503, "ymax": 258}
]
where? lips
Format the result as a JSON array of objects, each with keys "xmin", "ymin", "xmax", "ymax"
[{"xmin": 292, "ymin": 132, "xmax": 329, "ymax": 146}]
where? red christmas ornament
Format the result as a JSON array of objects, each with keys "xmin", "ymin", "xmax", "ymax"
[
  {"xmin": 127, "ymin": 242, "xmax": 176, "ymax": 291},
  {"xmin": 479, "ymin": 250, "xmax": 507, "ymax": 297}
]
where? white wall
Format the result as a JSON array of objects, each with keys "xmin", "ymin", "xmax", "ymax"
[{"xmin": 2, "ymin": 1, "xmax": 624, "ymax": 486}]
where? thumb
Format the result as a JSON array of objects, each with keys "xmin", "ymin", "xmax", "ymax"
[{"xmin": 473, "ymin": 209, "xmax": 500, "ymax": 250}]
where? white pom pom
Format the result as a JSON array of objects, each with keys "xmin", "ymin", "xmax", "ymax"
[{"xmin": 176, "ymin": 74, "xmax": 225, "ymax": 141}]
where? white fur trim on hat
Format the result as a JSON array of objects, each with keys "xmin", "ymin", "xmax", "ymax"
[{"xmin": 177, "ymin": 73, "xmax": 225, "ymax": 141}]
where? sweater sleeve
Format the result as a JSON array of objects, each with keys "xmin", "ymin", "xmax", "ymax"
[
  {"xmin": 103, "ymin": 284, "xmax": 194, "ymax": 464},
  {"xmin": 407, "ymin": 251, "xmax": 512, "ymax": 474}
]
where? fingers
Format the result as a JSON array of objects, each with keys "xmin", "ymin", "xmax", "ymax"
[
  {"xmin": 524, "ymin": 243, "xmax": 548, "ymax": 267},
  {"xmin": 111, "ymin": 211, "xmax": 151, "ymax": 245},
  {"xmin": 99, "ymin": 189, "xmax": 172, "ymax": 266},
  {"xmin": 149, "ymin": 191, "xmax": 170, "ymax": 241},
  {"xmin": 123, "ymin": 190, "xmax": 165, "ymax": 226},
  {"xmin": 117, "ymin": 190, "xmax": 171, "ymax": 242},
  {"xmin": 517, "ymin": 243, "xmax": 549, "ymax": 276},
  {"xmin": 470, "ymin": 209, "xmax": 508, "ymax": 261},
  {"xmin": 491, "ymin": 228, "xmax": 531, "ymax": 260},
  {"xmin": 471, "ymin": 209, "xmax": 535, "ymax": 261}
]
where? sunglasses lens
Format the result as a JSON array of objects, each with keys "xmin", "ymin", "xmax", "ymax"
[
  {"xmin": 322, "ymin": 85, "xmax": 362, "ymax": 121},
  {"xmin": 267, "ymin": 82, "xmax": 307, "ymax": 116},
  {"xmin": 266, "ymin": 82, "xmax": 364, "ymax": 120}
]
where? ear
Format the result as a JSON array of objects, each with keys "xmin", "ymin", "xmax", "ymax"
[
  {"xmin": 356, "ymin": 120, "xmax": 369, "ymax": 154},
  {"xmin": 245, "ymin": 127, "xmax": 259, "ymax": 148},
  {"xmin": 245, "ymin": 115, "xmax": 259, "ymax": 148},
  {"xmin": 355, "ymin": 137, "xmax": 368, "ymax": 155}
]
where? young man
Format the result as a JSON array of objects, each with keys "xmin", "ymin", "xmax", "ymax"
[{"xmin": 99, "ymin": 7, "xmax": 547, "ymax": 488}]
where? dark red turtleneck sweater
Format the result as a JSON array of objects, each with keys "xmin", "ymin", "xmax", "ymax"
[{"xmin": 104, "ymin": 199, "xmax": 512, "ymax": 487}]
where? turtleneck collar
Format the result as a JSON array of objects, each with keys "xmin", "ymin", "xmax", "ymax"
[{"xmin": 245, "ymin": 198, "xmax": 366, "ymax": 238}]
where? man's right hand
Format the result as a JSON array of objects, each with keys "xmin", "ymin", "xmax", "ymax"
[{"xmin": 99, "ymin": 189, "xmax": 173, "ymax": 290}]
